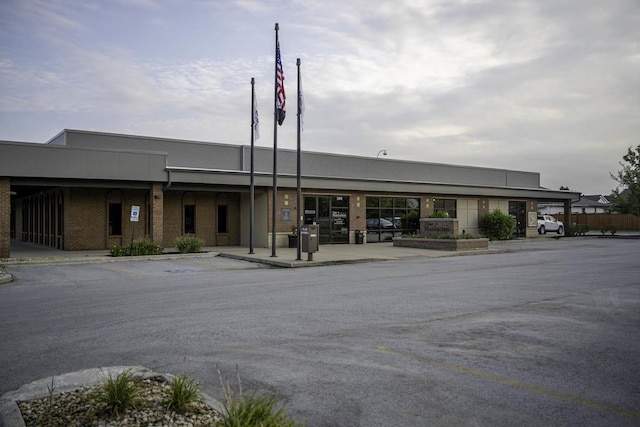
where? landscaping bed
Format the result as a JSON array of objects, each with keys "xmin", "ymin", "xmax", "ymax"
[{"xmin": 392, "ymin": 236, "xmax": 489, "ymax": 251}]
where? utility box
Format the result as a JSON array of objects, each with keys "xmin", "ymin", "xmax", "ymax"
[{"xmin": 301, "ymin": 224, "xmax": 319, "ymax": 254}]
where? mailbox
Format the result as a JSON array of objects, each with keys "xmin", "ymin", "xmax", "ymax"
[{"xmin": 301, "ymin": 224, "xmax": 319, "ymax": 254}]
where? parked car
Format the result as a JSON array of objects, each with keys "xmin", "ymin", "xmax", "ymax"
[{"xmin": 537, "ymin": 215, "xmax": 564, "ymax": 234}]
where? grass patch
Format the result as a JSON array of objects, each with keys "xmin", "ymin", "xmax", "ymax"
[{"xmin": 218, "ymin": 365, "xmax": 302, "ymax": 427}]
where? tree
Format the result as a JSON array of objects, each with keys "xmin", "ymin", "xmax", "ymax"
[{"xmin": 611, "ymin": 145, "xmax": 640, "ymax": 216}]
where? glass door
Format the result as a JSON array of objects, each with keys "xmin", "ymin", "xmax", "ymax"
[
  {"xmin": 509, "ymin": 201, "xmax": 526, "ymax": 238},
  {"xmin": 304, "ymin": 195, "xmax": 349, "ymax": 244}
]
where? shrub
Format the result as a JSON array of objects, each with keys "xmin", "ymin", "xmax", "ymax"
[
  {"xmin": 566, "ymin": 224, "xmax": 590, "ymax": 236},
  {"xmin": 601, "ymin": 225, "xmax": 617, "ymax": 235},
  {"xmin": 110, "ymin": 238, "xmax": 162, "ymax": 257},
  {"xmin": 479, "ymin": 210, "xmax": 516, "ymax": 240},
  {"xmin": 130, "ymin": 237, "xmax": 162, "ymax": 256},
  {"xmin": 429, "ymin": 210, "xmax": 449, "ymax": 218},
  {"xmin": 167, "ymin": 374, "xmax": 203, "ymax": 414},
  {"xmin": 175, "ymin": 234, "xmax": 205, "ymax": 253},
  {"xmin": 110, "ymin": 245, "xmax": 128, "ymax": 257}
]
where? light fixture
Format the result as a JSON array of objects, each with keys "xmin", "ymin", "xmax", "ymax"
[{"xmin": 377, "ymin": 149, "xmax": 387, "ymax": 158}]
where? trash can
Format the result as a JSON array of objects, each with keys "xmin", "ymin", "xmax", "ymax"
[{"xmin": 355, "ymin": 230, "xmax": 364, "ymax": 244}]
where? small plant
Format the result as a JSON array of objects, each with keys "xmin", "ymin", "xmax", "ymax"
[
  {"xmin": 94, "ymin": 370, "xmax": 139, "ymax": 416},
  {"xmin": 175, "ymin": 234, "xmax": 205, "ymax": 253},
  {"xmin": 110, "ymin": 245, "xmax": 128, "ymax": 257},
  {"xmin": 479, "ymin": 210, "xmax": 516, "ymax": 240},
  {"xmin": 35, "ymin": 376, "xmax": 56, "ymax": 425},
  {"xmin": 429, "ymin": 210, "xmax": 449, "ymax": 218},
  {"xmin": 218, "ymin": 365, "xmax": 302, "ymax": 427},
  {"xmin": 167, "ymin": 374, "xmax": 204, "ymax": 414},
  {"xmin": 601, "ymin": 225, "xmax": 617, "ymax": 235}
]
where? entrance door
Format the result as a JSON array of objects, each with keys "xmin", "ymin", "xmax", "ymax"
[
  {"xmin": 304, "ymin": 195, "xmax": 349, "ymax": 244},
  {"xmin": 509, "ymin": 201, "xmax": 526, "ymax": 237}
]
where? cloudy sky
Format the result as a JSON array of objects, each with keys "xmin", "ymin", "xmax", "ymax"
[{"xmin": 1, "ymin": 0, "xmax": 638, "ymax": 194}]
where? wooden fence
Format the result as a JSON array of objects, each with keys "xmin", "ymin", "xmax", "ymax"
[{"xmin": 570, "ymin": 214, "xmax": 640, "ymax": 231}]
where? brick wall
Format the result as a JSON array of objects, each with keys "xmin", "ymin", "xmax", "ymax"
[
  {"xmin": 65, "ymin": 188, "xmax": 149, "ymax": 250},
  {"xmin": 66, "ymin": 188, "xmax": 106, "ymax": 250},
  {"xmin": 163, "ymin": 192, "xmax": 183, "ymax": 247},
  {"xmin": 151, "ymin": 183, "xmax": 164, "ymax": 247}
]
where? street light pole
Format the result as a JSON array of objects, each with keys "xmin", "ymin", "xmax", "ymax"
[{"xmin": 377, "ymin": 149, "xmax": 387, "ymax": 158}]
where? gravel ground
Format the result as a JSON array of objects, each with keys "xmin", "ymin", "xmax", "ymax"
[{"xmin": 17, "ymin": 375, "xmax": 224, "ymax": 427}]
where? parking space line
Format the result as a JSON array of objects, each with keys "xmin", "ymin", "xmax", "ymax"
[{"xmin": 376, "ymin": 345, "xmax": 640, "ymax": 421}]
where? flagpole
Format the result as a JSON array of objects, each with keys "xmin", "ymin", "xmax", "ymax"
[
  {"xmin": 296, "ymin": 58, "xmax": 302, "ymax": 261},
  {"xmin": 271, "ymin": 23, "xmax": 279, "ymax": 257},
  {"xmin": 249, "ymin": 77, "xmax": 255, "ymax": 254}
]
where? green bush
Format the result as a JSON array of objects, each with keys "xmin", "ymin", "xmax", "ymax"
[
  {"xmin": 402, "ymin": 233, "xmax": 483, "ymax": 239},
  {"xmin": 601, "ymin": 225, "xmax": 617, "ymax": 235},
  {"xmin": 429, "ymin": 210, "xmax": 449, "ymax": 218},
  {"xmin": 175, "ymin": 234, "xmax": 205, "ymax": 253},
  {"xmin": 479, "ymin": 210, "xmax": 516, "ymax": 240},
  {"xmin": 130, "ymin": 237, "xmax": 162, "ymax": 256},
  {"xmin": 566, "ymin": 224, "xmax": 590, "ymax": 236},
  {"xmin": 110, "ymin": 237, "xmax": 162, "ymax": 257},
  {"xmin": 110, "ymin": 245, "xmax": 128, "ymax": 257}
]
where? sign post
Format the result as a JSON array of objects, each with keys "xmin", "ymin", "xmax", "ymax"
[{"xmin": 130, "ymin": 205, "xmax": 140, "ymax": 254}]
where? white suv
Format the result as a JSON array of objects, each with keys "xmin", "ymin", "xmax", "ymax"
[{"xmin": 537, "ymin": 215, "xmax": 564, "ymax": 235}]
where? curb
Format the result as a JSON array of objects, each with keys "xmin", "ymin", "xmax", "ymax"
[
  {"xmin": 0, "ymin": 251, "xmax": 221, "ymax": 267},
  {"xmin": 218, "ymin": 252, "xmax": 387, "ymax": 268},
  {"xmin": 0, "ymin": 366, "xmax": 225, "ymax": 427},
  {"xmin": 0, "ymin": 267, "xmax": 12, "ymax": 285}
]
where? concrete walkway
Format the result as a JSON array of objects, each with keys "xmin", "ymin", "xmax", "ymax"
[{"xmin": 1, "ymin": 240, "xmax": 503, "ymax": 268}]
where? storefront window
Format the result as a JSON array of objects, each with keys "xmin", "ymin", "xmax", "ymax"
[
  {"xmin": 434, "ymin": 198, "xmax": 457, "ymax": 218},
  {"xmin": 366, "ymin": 197, "xmax": 420, "ymax": 242}
]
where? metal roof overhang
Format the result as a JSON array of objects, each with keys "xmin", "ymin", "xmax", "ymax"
[{"xmin": 166, "ymin": 167, "xmax": 579, "ymax": 201}]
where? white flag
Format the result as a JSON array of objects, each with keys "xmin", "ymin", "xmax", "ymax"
[
  {"xmin": 253, "ymin": 87, "xmax": 260, "ymax": 140},
  {"xmin": 299, "ymin": 72, "xmax": 305, "ymax": 132}
]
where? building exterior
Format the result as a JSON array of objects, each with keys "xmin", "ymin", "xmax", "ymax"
[{"xmin": 0, "ymin": 130, "xmax": 579, "ymax": 258}]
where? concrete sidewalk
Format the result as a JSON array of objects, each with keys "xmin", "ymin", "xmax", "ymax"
[{"xmin": 1, "ymin": 240, "xmax": 503, "ymax": 269}]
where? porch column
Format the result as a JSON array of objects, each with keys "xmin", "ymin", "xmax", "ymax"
[
  {"xmin": 564, "ymin": 199, "xmax": 572, "ymax": 234},
  {"xmin": 151, "ymin": 183, "xmax": 164, "ymax": 247},
  {"xmin": 0, "ymin": 177, "xmax": 10, "ymax": 258}
]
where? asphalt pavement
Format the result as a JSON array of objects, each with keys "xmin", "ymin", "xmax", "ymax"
[{"xmin": 1, "ymin": 237, "xmax": 639, "ymax": 426}]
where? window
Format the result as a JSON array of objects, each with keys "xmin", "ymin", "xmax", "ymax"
[
  {"xmin": 184, "ymin": 204, "xmax": 195, "ymax": 234},
  {"xmin": 365, "ymin": 197, "xmax": 420, "ymax": 242},
  {"xmin": 218, "ymin": 205, "xmax": 228, "ymax": 233},
  {"xmin": 434, "ymin": 198, "xmax": 457, "ymax": 218},
  {"xmin": 108, "ymin": 203, "xmax": 122, "ymax": 235}
]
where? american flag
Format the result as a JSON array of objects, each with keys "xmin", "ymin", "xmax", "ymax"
[{"xmin": 276, "ymin": 41, "xmax": 286, "ymax": 125}]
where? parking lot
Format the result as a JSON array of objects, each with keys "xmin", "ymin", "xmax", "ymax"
[{"xmin": 1, "ymin": 237, "xmax": 639, "ymax": 426}]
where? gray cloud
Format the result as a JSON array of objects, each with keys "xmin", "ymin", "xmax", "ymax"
[{"xmin": 0, "ymin": 0, "xmax": 638, "ymax": 194}]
